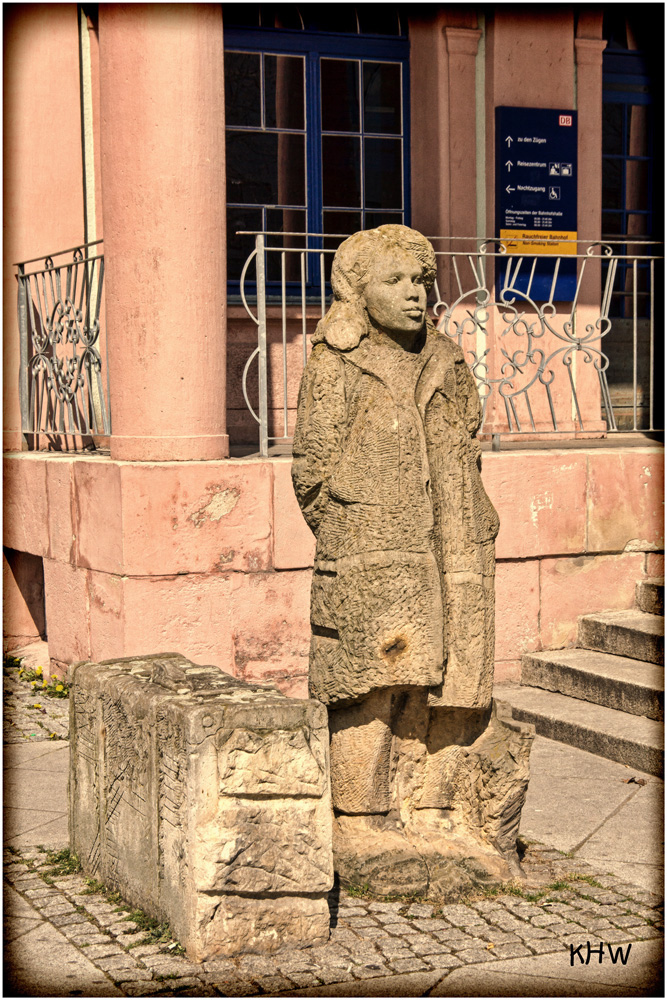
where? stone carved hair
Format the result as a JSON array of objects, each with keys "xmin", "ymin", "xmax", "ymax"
[{"xmin": 312, "ymin": 224, "xmax": 437, "ymax": 351}]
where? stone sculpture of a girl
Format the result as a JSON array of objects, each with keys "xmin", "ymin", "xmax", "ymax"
[{"xmin": 292, "ymin": 225, "xmax": 533, "ymax": 898}]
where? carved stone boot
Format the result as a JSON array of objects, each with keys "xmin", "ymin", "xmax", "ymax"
[{"xmin": 332, "ymin": 813, "xmax": 429, "ymax": 898}]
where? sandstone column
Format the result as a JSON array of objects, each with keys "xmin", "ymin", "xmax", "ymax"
[{"xmin": 99, "ymin": 4, "xmax": 228, "ymax": 462}]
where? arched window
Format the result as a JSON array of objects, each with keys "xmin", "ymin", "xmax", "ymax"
[{"xmin": 224, "ymin": 4, "xmax": 410, "ymax": 287}]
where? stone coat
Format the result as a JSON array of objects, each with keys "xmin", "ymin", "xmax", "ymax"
[{"xmin": 292, "ymin": 318, "xmax": 500, "ymax": 709}]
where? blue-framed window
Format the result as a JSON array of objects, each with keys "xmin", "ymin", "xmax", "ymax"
[
  {"xmin": 224, "ymin": 5, "xmax": 410, "ymax": 290},
  {"xmin": 601, "ymin": 11, "xmax": 663, "ymax": 318}
]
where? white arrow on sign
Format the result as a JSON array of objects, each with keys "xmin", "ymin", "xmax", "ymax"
[
  {"xmin": 505, "ymin": 160, "xmax": 513, "ymax": 171},
  {"xmin": 506, "ymin": 185, "xmax": 515, "ymax": 194},
  {"xmin": 505, "ymin": 136, "xmax": 513, "ymax": 146}
]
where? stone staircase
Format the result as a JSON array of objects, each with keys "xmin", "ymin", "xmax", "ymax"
[{"xmin": 496, "ymin": 578, "xmax": 665, "ymax": 778}]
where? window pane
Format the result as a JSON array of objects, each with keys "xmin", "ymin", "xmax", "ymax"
[
  {"xmin": 602, "ymin": 103, "xmax": 624, "ymax": 156},
  {"xmin": 363, "ymin": 62, "xmax": 401, "ymax": 134},
  {"xmin": 364, "ymin": 137, "xmax": 402, "ymax": 208},
  {"xmin": 224, "ymin": 5, "xmax": 261, "ymax": 28},
  {"xmin": 323, "ymin": 212, "xmax": 362, "ymax": 281},
  {"xmin": 602, "ymin": 158, "xmax": 623, "ymax": 210},
  {"xmin": 266, "ymin": 209, "xmax": 307, "ymax": 281},
  {"xmin": 322, "ymin": 135, "xmax": 361, "ymax": 207},
  {"xmin": 601, "ymin": 211, "xmax": 623, "ymax": 236},
  {"xmin": 627, "ymin": 104, "xmax": 649, "ymax": 156},
  {"xmin": 227, "ymin": 206, "xmax": 263, "ymax": 283},
  {"xmin": 265, "ymin": 55, "xmax": 305, "ymax": 130},
  {"xmin": 365, "ymin": 211, "xmax": 404, "ymax": 230},
  {"xmin": 302, "ymin": 7, "xmax": 358, "ymax": 33},
  {"xmin": 357, "ymin": 8, "xmax": 402, "ymax": 36},
  {"xmin": 626, "ymin": 160, "xmax": 649, "ymax": 211},
  {"xmin": 225, "ymin": 52, "xmax": 261, "ymax": 128},
  {"xmin": 323, "ymin": 210, "xmax": 362, "ymax": 237},
  {"xmin": 321, "ymin": 60, "xmax": 360, "ymax": 133},
  {"xmin": 260, "ymin": 5, "xmax": 304, "ymax": 30},
  {"xmin": 227, "ymin": 132, "xmax": 306, "ymax": 205}
]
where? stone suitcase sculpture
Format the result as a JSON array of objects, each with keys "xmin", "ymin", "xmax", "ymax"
[
  {"xmin": 292, "ymin": 224, "xmax": 534, "ymax": 898},
  {"xmin": 69, "ymin": 654, "xmax": 333, "ymax": 960}
]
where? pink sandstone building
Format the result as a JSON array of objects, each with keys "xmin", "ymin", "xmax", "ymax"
[{"xmin": 3, "ymin": 4, "xmax": 663, "ymax": 694}]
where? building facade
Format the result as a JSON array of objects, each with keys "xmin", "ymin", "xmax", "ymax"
[{"xmin": 3, "ymin": 4, "xmax": 663, "ymax": 693}]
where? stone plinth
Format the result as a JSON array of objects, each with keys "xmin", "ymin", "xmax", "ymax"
[{"xmin": 69, "ymin": 654, "xmax": 333, "ymax": 960}]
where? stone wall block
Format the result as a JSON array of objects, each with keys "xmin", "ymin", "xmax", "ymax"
[
  {"xmin": 120, "ymin": 461, "xmax": 273, "ymax": 576},
  {"xmin": 70, "ymin": 655, "xmax": 333, "ymax": 961},
  {"xmin": 587, "ymin": 450, "xmax": 664, "ymax": 553},
  {"xmin": 3, "ymin": 456, "xmax": 49, "ymax": 556}
]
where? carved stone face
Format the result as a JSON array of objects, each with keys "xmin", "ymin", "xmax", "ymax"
[{"xmin": 361, "ymin": 248, "xmax": 427, "ymax": 339}]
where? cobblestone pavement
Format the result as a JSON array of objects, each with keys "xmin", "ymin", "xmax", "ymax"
[
  {"xmin": 4, "ymin": 844, "xmax": 664, "ymax": 997},
  {"xmin": 3, "ymin": 643, "xmax": 69, "ymax": 744},
  {"xmin": 3, "ymin": 648, "xmax": 664, "ymax": 996}
]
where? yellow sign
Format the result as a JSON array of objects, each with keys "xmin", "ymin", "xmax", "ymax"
[{"xmin": 500, "ymin": 229, "xmax": 577, "ymax": 256}]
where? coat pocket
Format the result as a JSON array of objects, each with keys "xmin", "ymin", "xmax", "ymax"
[{"xmin": 328, "ymin": 412, "xmax": 400, "ymax": 505}]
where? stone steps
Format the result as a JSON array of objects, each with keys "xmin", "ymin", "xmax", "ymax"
[
  {"xmin": 521, "ymin": 648, "xmax": 664, "ymax": 721},
  {"xmin": 578, "ymin": 608, "xmax": 664, "ymax": 665},
  {"xmin": 507, "ymin": 578, "xmax": 665, "ymax": 775},
  {"xmin": 495, "ymin": 685, "xmax": 664, "ymax": 777},
  {"xmin": 636, "ymin": 577, "xmax": 665, "ymax": 616}
]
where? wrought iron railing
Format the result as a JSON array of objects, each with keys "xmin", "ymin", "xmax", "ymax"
[
  {"xmin": 16, "ymin": 241, "xmax": 110, "ymax": 442},
  {"xmin": 239, "ymin": 233, "xmax": 663, "ymax": 455}
]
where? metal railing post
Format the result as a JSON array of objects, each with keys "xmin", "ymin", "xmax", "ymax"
[
  {"xmin": 17, "ymin": 264, "xmax": 30, "ymax": 438},
  {"xmin": 256, "ymin": 234, "xmax": 269, "ymax": 457}
]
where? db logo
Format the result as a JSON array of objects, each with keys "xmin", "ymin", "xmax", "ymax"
[{"xmin": 559, "ymin": 115, "xmax": 573, "ymax": 126}]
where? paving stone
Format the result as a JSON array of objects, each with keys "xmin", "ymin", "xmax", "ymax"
[
  {"xmin": 432, "ymin": 929, "xmax": 479, "ymax": 948},
  {"xmin": 80, "ymin": 942, "xmax": 126, "ymax": 959},
  {"xmin": 328, "ymin": 926, "xmax": 362, "ymax": 946},
  {"xmin": 375, "ymin": 912, "xmax": 410, "ymax": 926},
  {"xmin": 405, "ymin": 903, "xmax": 435, "ymax": 918},
  {"xmin": 439, "ymin": 905, "xmax": 485, "ymax": 927},
  {"xmin": 119, "ymin": 982, "xmax": 171, "ymax": 997},
  {"xmin": 206, "ymin": 979, "xmax": 256, "ymax": 996},
  {"xmin": 355, "ymin": 926, "xmax": 392, "ymax": 941},
  {"xmin": 132, "ymin": 938, "xmax": 171, "ymax": 958},
  {"xmin": 350, "ymin": 962, "xmax": 391, "ymax": 980},
  {"xmin": 63, "ymin": 928, "xmax": 116, "ymax": 946},
  {"xmin": 457, "ymin": 947, "xmax": 498, "ymax": 964},
  {"xmin": 421, "ymin": 953, "xmax": 463, "ymax": 969},
  {"xmin": 145, "ymin": 956, "xmax": 203, "ymax": 977},
  {"xmin": 611, "ymin": 913, "xmax": 652, "ymax": 928},
  {"xmin": 488, "ymin": 941, "xmax": 533, "ymax": 959},
  {"xmin": 281, "ymin": 971, "xmax": 322, "ymax": 988},
  {"xmin": 314, "ymin": 967, "xmax": 355, "ymax": 985},
  {"xmin": 367, "ymin": 901, "xmax": 404, "ymax": 914},
  {"xmin": 36, "ymin": 900, "xmax": 77, "ymax": 918},
  {"xmin": 631, "ymin": 924, "xmax": 663, "ymax": 940},
  {"xmin": 50, "ymin": 911, "xmax": 90, "ymax": 928},
  {"xmin": 410, "ymin": 938, "xmax": 451, "ymax": 956},
  {"xmin": 236, "ymin": 955, "xmax": 280, "ymax": 978},
  {"xmin": 377, "ymin": 938, "xmax": 414, "ymax": 956},
  {"xmin": 390, "ymin": 956, "xmax": 431, "ymax": 973},
  {"xmin": 93, "ymin": 954, "xmax": 148, "ymax": 973},
  {"xmin": 250, "ymin": 974, "xmax": 295, "ymax": 993},
  {"xmin": 344, "ymin": 916, "xmax": 382, "ymax": 930},
  {"xmin": 202, "ymin": 958, "xmax": 239, "ymax": 976},
  {"xmin": 336, "ymin": 905, "xmax": 367, "ymax": 916},
  {"xmin": 515, "ymin": 925, "xmax": 557, "ymax": 941},
  {"xmin": 410, "ymin": 917, "xmax": 452, "ymax": 933}
]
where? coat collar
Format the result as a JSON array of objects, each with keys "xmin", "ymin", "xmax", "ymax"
[{"xmin": 339, "ymin": 320, "xmax": 460, "ymax": 410}]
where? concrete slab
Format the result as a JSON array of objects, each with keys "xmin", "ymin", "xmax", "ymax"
[
  {"xmin": 4, "ymin": 884, "xmax": 42, "ymax": 920},
  {"xmin": 519, "ymin": 736, "xmax": 652, "ymax": 853},
  {"xmin": 4, "ymin": 918, "xmax": 123, "ymax": 997},
  {"xmin": 3, "ymin": 767, "xmax": 69, "ymax": 811},
  {"xmin": 4, "ymin": 808, "xmax": 69, "ymax": 849},
  {"xmin": 430, "ymin": 940, "xmax": 664, "ymax": 997},
  {"xmin": 578, "ymin": 782, "xmax": 664, "ymax": 894},
  {"xmin": 271, "ymin": 970, "xmax": 443, "ymax": 996},
  {"xmin": 4, "ymin": 915, "xmax": 45, "ymax": 944},
  {"xmin": 3, "ymin": 740, "xmax": 70, "ymax": 770}
]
